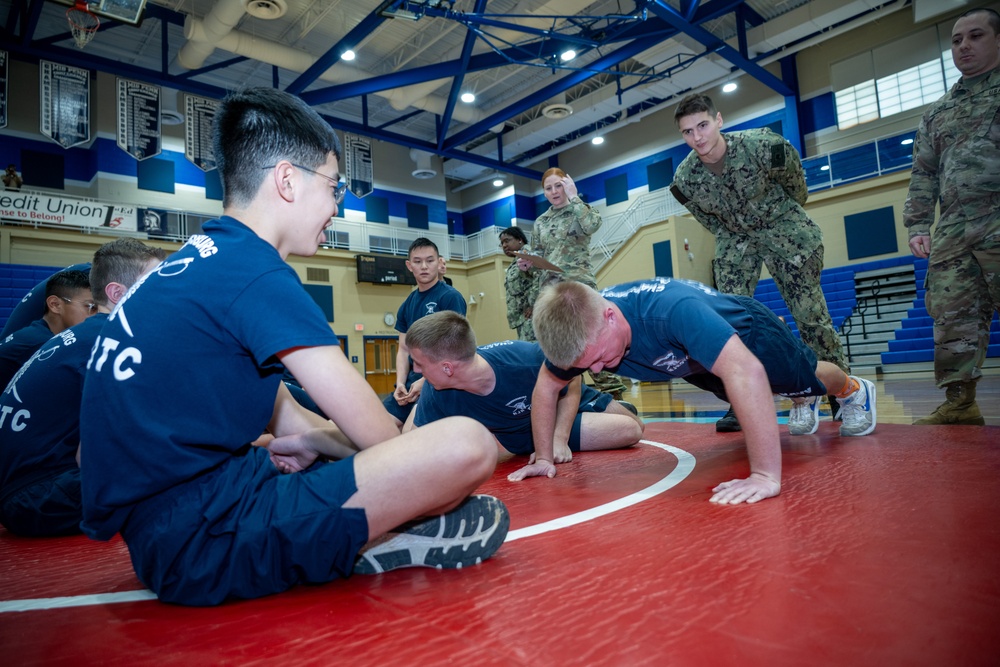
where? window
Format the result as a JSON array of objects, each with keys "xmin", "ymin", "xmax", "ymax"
[
  {"xmin": 835, "ymin": 80, "xmax": 879, "ymax": 130},
  {"xmin": 876, "ymin": 61, "xmax": 946, "ymax": 117}
]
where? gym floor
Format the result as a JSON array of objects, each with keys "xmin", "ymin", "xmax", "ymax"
[{"xmin": 1, "ymin": 369, "xmax": 998, "ymax": 666}]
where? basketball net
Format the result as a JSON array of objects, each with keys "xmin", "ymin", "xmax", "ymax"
[{"xmin": 66, "ymin": 1, "xmax": 100, "ymax": 49}]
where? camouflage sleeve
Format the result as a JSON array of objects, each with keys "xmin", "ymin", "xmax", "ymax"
[
  {"xmin": 564, "ymin": 197, "xmax": 603, "ymax": 236},
  {"xmin": 766, "ymin": 132, "xmax": 808, "ymax": 205},
  {"xmin": 682, "ymin": 195, "xmax": 727, "ymax": 236},
  {"xmin": 902, "ymin": 117, "xmax": 939, "ymax": 237}
]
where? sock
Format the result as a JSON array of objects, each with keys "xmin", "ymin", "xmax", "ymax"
[{"xmin": 834, "ymin": 376, "xmax": 860, "ymax": 399}]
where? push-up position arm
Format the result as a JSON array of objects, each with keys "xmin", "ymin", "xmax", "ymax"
[{"xmin": 509, "ymin": 363, "xmax": 569, "ymax": 481}]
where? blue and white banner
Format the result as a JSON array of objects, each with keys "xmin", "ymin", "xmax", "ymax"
[
  {"xmin": 40, "ymin": 60, "xmax": 90, "ymax": 149},
  {"xmin": 345, "ymin": 133, "xmax": 373, "ymax": 199},
  {"xmin": 184, "ymin": 94, "xmax": 219, "ymax": 172},
  {"xmin": 117, "ymin": 78, "xmax": 161, "ymax": 160},
  {"xmin": 0, "ymin": 191, "xmax": 137, "ymax": 231}
]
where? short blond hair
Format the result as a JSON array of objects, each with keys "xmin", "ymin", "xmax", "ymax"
[
  {"xmin": 532, "ymin": 281, "xmax": 605, "ymax": 368},
  {"xmin": 405, "ymin": 311, "xmax": 477, "ymax": 362}
]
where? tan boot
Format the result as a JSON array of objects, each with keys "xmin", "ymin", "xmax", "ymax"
[{"xmin": 913, "ymin": 381, "xmax": 986, "ymax": 425}]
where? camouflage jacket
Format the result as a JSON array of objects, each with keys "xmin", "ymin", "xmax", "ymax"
[
  {"xmin": 504, "ymin": 247, "xmax": 539, "ymax": 330},
  {"xmin": 531, "ymin": 196, "xmax": 601, "ymax": 288},
  {"xmin": 670, "ymin": 129, "xmax": 822, "ymax": 268},
  {"xmin": 903, "ymin": 67, "xmax": 1000, "ymax": 236}
]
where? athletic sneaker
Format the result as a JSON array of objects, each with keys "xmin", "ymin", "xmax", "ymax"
[
  {"xmin": 788, "ymin": 397, "xmax": 821, "ymax": 435},
  {"xmin": 618, "ymin": 400, "xmax": 638, "ymax": 416},
  {"xmin": 353, "ymin": 494, "xmax": 510, "ymax": 575},
  {"xmin": 715, "ymin": 406, "xmax": 741, "ymax": 432},
  {"xmin": 839, "ymin": 376, "xmax": 876, "ymax": 437}
]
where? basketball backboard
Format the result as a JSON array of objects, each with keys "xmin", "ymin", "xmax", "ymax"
[{"xmin": 51, "ymin": 0, "xmax": 147, "ymax": 27}]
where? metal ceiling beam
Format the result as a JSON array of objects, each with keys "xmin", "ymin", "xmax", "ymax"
[
  {"xmin": 436, "ymin": 0, "xmax": 488, "ymax": 152},
  {"xmin": 442, "ymin": 29, "xmax": 669, "ymax": 152},
  {"xmin": 285, "ymin": 8, "xmax": 389, "ymax": 96},
  {"xmin": 644, "ymin": 0, "xmax": 794, "ymax": 96}
]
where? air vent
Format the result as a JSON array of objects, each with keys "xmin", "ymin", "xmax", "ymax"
[
  {"xmin": 306, "ymin": 267, "xmax": 330, "ymax": 282},
  {"xmin": 246, "ymin": 0, "xmax": 287, "ymax": 20},
  {"xmin": 542, "ymin": 103, "xmax": 573, "ymax": 120}
]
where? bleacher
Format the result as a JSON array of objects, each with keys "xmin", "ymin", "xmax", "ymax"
[
  {"xmin": 752, "ymin": 255, "xmax": 1000, "ymax": 373},
  {"xmin": 0, "ymin": 263, "xmax": 63, "ymax": 332}
]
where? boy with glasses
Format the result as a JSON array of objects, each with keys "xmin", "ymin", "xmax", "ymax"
[
  {"xmin": 0, "ymin": 269, "xmax": 93, "ymax": 389},
  {"xmin": 0, "ymin": 239, "xmax": 165, "ymax": 536}
]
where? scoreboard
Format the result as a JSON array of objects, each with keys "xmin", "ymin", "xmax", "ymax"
[{"xmin": 355, "ymin": 254, "xmax": 416, "ymax": 286}]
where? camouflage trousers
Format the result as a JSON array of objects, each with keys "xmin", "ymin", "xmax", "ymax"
[
  {"xmin": 517, "ymin": 319, "xmax": 536, "ymax": 343},
  {"xmin": 715, "ymin": 242, "xmax": 849, "ymax": 373},
  {"xmin": 924, "ymin": 217, "xmax": 1000, "ymax": 386}
]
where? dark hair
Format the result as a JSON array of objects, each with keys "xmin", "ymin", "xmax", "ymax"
[
  {"xmin": 44, "ymin": 270, "xmax": 91, "ymax": 311},
  {"xmin": 408, "ymin": 237, "xmax": 440, "ymax": 258},
  {"xmin": 89, "ymin": 238, "xmax": 167, "ymax": 307},
  {"xmin": 958, "ymin": 8, "xmax": 1000, "ymax": 34},
  {"xmin": 213, "ymin": 87, "xmax": 342, "ymax": 208},
  {"xmin": 673, "ymin": 94, "xmax": 717, "ymax": 125},
  {"xmin": 405, "ymin": 311, "xmax": 477, "ymax": 362},
  {"xmin": 499, "ymin": 226, "xmax": 528, "ymax": 244}
]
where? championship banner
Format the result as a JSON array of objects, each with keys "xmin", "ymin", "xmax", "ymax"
[
  {"xmin": 117, "ymin": 78, "xmax": 161, "ymax": 160},
  {"xmin": 0, "ymin": 191, "xmax": 137, "ymax": 231},
  {"xmin": 184, "ymin": 94, "xmax": 219, "ymax": 172},
  {"xmin": 40, "ymin": 60, "xmax": 90, "ymax": 149},
  {"xmin": 345, "ymin": 133, "xmax": 373, "ymax": 198},
  {"xmin": 0, "ymin": 50, "xmax": 8, "ymax": 129}
]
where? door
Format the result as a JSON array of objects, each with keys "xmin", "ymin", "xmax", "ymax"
[{"xmin": 364, "ymin": 337, "xmax": 398, "ymax": 396}]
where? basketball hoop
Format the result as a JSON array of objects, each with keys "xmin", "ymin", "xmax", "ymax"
[{"xmin": 66, "ymin": 1, "xmax": 100, "ymax": 49}]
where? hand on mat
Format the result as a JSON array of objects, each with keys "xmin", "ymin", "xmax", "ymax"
[
  {"xmin": 552, "ymin": 440, "xmax": 573, "ymax": 464},
  {"xmin": 710, "ymin": 472, "xmax": 780, "ymax": 504},
  {"xmin": 507, "ymin": 458, "xmax": 556, "ymax": 482},
  {"xmin": 267, "ymin": 433, "xmax": 320, "ymax": 473}
]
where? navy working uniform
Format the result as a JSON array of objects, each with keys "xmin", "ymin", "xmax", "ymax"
[
  {"xmin": 413, "ymin": 340, "xmax": 612, "ymax": 455},
  {"xmin": 80, "ymin": 217, "xmax": 369, "ymax": 606},
  {"xmin": 382, "ymin": 279, "xmax": 466, "ymax": 422},
  {"xmin": 545, "ymin": 278, "xmax": 828, "ymax": 401}
]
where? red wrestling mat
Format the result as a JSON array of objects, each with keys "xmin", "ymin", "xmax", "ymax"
[{"xmin": 2, "ymin": 422, "xmax": 999, "ymax": 666}]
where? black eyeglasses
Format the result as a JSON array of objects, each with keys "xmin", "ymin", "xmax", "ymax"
[
  {"xmin": 60, "ymin": 296, "xmax": 97, "ymax": 314},
  {"xmin": 262, "ymin": 164, "xmax": 347, "ymax": 204}
]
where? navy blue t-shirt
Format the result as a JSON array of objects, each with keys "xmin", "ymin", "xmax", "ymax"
[
  {"xmin": 0, "ymin": 314, "xmax": 107, "ymax": 496},
  {"xmin": 79, "ymin": 217, "xmax": 340, "ymax": 540},
  {"xmin": 395, "ymin": 279, "xmax": 467, "ymax": 334},
  {"xmin": 546, "ymin": 278, "xmax": 753, "ymax": 382},
  {"xmin": 0, "ymin": 318, "xmax": 56, "ymax": 390},
  {"xmin": 414, "ymin": 340, "xmax": 603, "ymax": 455}
]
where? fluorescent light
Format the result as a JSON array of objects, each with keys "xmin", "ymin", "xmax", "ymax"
[
  {"xmin": 461, "ymin": 92, "xmax": 476, "ymax": 103},
  {"xmin": 722, "ymin": 82, "xmax": 737, "ymax": 93},
  {"xmin": 591, "ymin": 136, "xmax": 604, "ymax": 145},
  {"xmin": 560, "ymin": 49, "xmax": 577, "ymax": 61},
  {"xmin": 341, "ymin": 49, "xmax": 356, "ymax": 61}
]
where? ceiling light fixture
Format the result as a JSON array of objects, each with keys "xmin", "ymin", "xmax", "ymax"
[
  {"xmin": 460, "ymin": 92, "xmax": 476, "ymax": 104},
  {"xmin": 591, "ymin": 136, "xmax": 605, "ymax": 145},
  {"xmin": 492, "ymin": 172, "xmax": 505, "ymax": 187},
  {"xmin": 560, "ymin": 49, "xmax": 577, "ymax": 62},
  {"xmin": 722, "ymin": 81, "xmax": 737, "ymax": 93},
  {"xmin": 901, "ymin": 138, "xmax": 913, "ymax": 145},
  {"xmin": 341, "ymin": 49, "xmax": 356, "ymax": 61}
]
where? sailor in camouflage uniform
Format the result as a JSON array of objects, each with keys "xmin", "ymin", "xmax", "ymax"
[
  {"xmin": 669, "ymin": 94, "xmax": 848, "ymax": 431},
  {"xmin": 904, "ymin": 8, "xmax": 1000, "ymax": 426},
  {"xmin": 526, "ymin": 168, "xmax": 628, "ymax": 398},
  {"xmin": 500, "ymin": 226, "xmax": 540, "ymax": 341}
]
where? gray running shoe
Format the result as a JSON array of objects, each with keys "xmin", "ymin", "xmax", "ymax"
[
  {"xmin": 788, "ymin": 397, "xmax": 821, "ymax": 435},
  {"xmin": 839, "ymin": 376, "xmax": 876, "ymax": 436},
  {"xmin": 353, "ymin": 495, "xmax": 510, "ymax": 575}
]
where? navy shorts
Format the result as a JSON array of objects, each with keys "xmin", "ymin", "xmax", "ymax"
[
  {"xmin": 684, "ymin": 296, "xmax": 827, "ymax": 401},
  {"xmin": 0, "ymin": 468, "xmax": 82, "ymax": 537},
  {"xmin": 122, "ymin": 446, "xmax": 369, "ymax": 606},
  {"xmin": 500, "ymin": 384, "xmax": 613, "ymax": 455}
]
